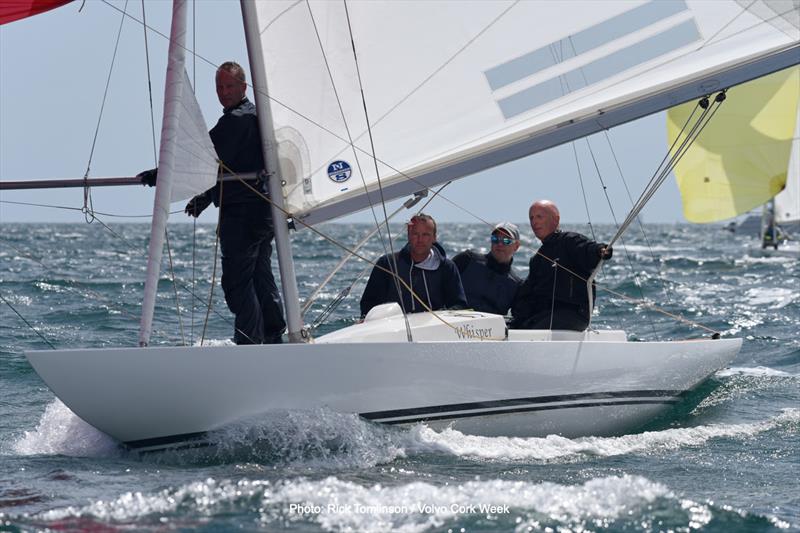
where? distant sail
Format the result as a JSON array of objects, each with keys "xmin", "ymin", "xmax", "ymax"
[
  {"xmin": 249, "ymin": 0, "xmax": 799, "ymax": 225},
  {"xmin": 668, "ymin": 67, "xmax": 799, "ymax": 223},
  {"xmin": 0, "ymin": 0, "xmax": 72, "ymax": 25},
  {"xmin": 774, "ymin": 100, "xmax": 800, "ymax": 224}
]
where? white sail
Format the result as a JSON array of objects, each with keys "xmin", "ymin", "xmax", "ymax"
[
  {"xmin": 169, "ymin": 69, "xmax": 218, "ymax": 203},
  {"xmin": 251, "ymin": 0, "xmax": 799, "ymax": 226},
  {"xmin": 775, "ymin": 100, "xmax": 800, "ymax": 224},
  {"xmin": 139, "ymin": 0, "xmax": 217, "ymax": 346}
]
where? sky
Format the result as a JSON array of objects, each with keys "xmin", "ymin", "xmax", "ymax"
[{"xmin": 0, "ymin": 0, "xmax": 689, "ymax": 228}]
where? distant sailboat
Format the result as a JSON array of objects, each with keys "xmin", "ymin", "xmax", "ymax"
[
  {"xmin": 5, "ymin": 0, "xmax": 799, "ymax": 451},
  {"xmin": 668, "ymin": 66, "xmax": 800, "ymax": 252}
]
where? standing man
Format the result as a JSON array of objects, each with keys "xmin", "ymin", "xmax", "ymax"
[
  {"xmin": 360, "ymin": 213, "xmax": 467, "ymax": 318},
  {"xmin": 452, "ymin": 222, "xmax": 522, "ymax": 315},
  {"xmin": 143, "ymin": 61, "xmax": 286, "ymax": 344},
  {"xmin": 511, "ymin": 200, "xmax": 612, "ymax": 331}
]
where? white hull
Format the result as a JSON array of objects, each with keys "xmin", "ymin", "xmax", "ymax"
[{"xmin": 25, "ymin": 310, "xmax": 741, "ymax": 451}]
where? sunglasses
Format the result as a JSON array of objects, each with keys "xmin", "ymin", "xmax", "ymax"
[{"xmin": 490, "ymin": 234, "xmax": 515, "ymax": 245}]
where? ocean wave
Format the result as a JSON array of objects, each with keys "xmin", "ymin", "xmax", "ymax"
[
  {"xmin": 716, "ymin": 366, "xmax": 794, "ymax": 377},
  {"xmin": 406, "ymin": 409, "xmax": 799, "ymax": 462},
  {"xmin": 24, "ymin": 474, "xmax": 787, "ymax": 532},
  {"xmin": 11, "ymin": 400, "xmax": 120, "ymax": 458},
  {"xmin": 12, "ymin": 397, "xmax": 798, "ymax": 469}
]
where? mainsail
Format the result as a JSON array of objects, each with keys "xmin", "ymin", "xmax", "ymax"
[
  {"xmin": 668, "ymin": 66, "xmax": 799, "ymax": 223},
  {"xmin": 248, "ymin": 0, "xmax": 799, "ymax": 226}
]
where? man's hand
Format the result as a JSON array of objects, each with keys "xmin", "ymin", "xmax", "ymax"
[
  {"xmin": 599, "ymin": 246, "xmax": 613, "ymax": 260},
  {"xmin": 138, "ymin": 168, "xmax": 158, "ymax": 187},
  {"xmin": 185, "ymin": 194, "xmax": 212, "ymax": 217}
]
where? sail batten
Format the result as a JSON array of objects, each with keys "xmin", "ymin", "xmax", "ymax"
[{"xmin": 248, "ymin": 0, "xmax": 799, "ymax": 226}]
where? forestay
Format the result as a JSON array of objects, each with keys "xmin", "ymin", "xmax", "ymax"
[{"xmin": 250, "ymin": 0, "xmax": 800, "ymax": 225}]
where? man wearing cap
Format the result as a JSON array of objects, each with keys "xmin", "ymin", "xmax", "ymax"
[
  {"xmin": 452, "ymin": 222, "xmax": 522, "ymax": 316},
  {"xmin": 360, "ymin": 213, "xmax": 467, "ymax": 318},
  {"xmin": 511, "ymin": 200, "xmax": 612, "ymax": 331}
]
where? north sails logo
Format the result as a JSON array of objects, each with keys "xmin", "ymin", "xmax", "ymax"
[
  {"xmin": 327, "ymin": 160, "xmax": 352, "ymax": 183},
  {"xmin": 455, "ymin": 324, "xmax": 494, "ymax": 340}
]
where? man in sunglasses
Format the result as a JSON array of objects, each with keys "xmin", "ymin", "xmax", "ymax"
[
  {"xmin": 452, "ymin": 222, "xmax": 522, "ymax": 316},
  {"xmin": 510, "ymin": 200, "xmax": 612, "ymax": 331}
]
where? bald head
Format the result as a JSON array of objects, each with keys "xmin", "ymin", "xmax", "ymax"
[{"xmin": 529, "ymin": 200, "xmax": 560, "ymax": 240}]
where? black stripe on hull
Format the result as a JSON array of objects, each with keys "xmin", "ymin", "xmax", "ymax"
[
  {"xmin": 372, "ymin": 399, "xmax": 678, "ymax": 425},
  {"xmin": 125, "ymin": 390, "xmax": 685, "ymax": 451},
  {"xmin": 126, "ymin": 431, "xmax": 209, "ymax": 452},
  {"xmin": 360, "ymin": 390, "xmax": 683, "ymax": 423}
]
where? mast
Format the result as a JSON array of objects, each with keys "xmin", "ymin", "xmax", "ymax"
[
  {"xmin": 240, "ymin": 0, "xmax": 305, "ymax": 343},
  {"xmin": 138, "ymin": 0, "xmax": 188, "ymax": 346}
]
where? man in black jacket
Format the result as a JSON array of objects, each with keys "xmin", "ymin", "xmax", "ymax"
[
  {"xmin": 511, "ymin": 200, "xmax": 611, "ymax": 331},
  {"xmin": 141, "ymin": 61, "xmax": 286, "ymax": 345},
  {"xmin": 452, "ymin": 222, "xmax": 522, "ymax": 316},
  {"xmin": 360, "ymin": 213, "xmax": 466, "ymax": 318}
]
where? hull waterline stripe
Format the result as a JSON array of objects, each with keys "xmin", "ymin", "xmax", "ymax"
[
  {"xmin": 370, "ymin": 399, "xmax": 679, "ymax": 425},
  {"xmin": 359, "ymin": 389, "xmax": 683, "ymax": 421},
  {"xmin": 125, "ymin": 390, "xmax": 684, "ymax": 451}
]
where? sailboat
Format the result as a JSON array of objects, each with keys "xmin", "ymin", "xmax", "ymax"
[
  {"xmin": 668, "ymin": 65, "xmax": 800, "ymax": 254},
  {"xmin": 7, "ymin": 0, "xmax": 799, "ymax": 452}
]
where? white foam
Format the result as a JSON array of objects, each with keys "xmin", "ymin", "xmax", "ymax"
[
  {"xmin": 404, "ymin": 409, "xmax": 800, "ymax": 462},
  {"xmin": 743, "ymin": 287, "xmax": 797, "ymax": 308},
  {"xmin": 12, "ymin": 399, "xmax": 119, "ymax": 457},
  {"xmin": 716, "ymin": 366, "xmax": 793, "ymax": 377},
  {"xmin": 36, "ymin": 474, "xmax": 674, "ymax": 532}
]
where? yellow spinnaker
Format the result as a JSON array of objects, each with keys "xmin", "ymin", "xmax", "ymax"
[{"xmin": 668, "ymin": 67, "xmax": 799, "ymax": 223}]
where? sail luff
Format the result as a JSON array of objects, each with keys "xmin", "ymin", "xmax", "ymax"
[
  {"xmin": 240, "ymin": 0, "xmax": 304, "ymax": 342},
  {"xmin": 293, "ymin": 41, "xmax": 800, "ymax": 226},
  {"xmin": 138, "ymin": 0, "xmax": 188, "ymax": 347}
]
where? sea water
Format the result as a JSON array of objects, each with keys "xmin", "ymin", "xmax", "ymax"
[{"xmin": 0, "ymin": 222, "xmax": 797, "ymax": 532}]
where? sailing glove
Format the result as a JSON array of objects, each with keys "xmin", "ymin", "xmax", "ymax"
[
  {"xmin": 600, "ymin": 246, "xmax": 613, "ymax": 260},
  {"xmin": 138, "ymin": 168, "xmax": 158, "ymax": 187},
  {"xmin": 185, "ymin": 193, "xmax": 212, "ymax": 217}
]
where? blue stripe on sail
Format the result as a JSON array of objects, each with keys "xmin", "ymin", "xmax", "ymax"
[
  {"xmin": 497, "ymin": 19, "xmax": 701, "ymax": 119},
  {"xmin": 485, "ymin": 0, "xmax": 689, "ymax": 91}
]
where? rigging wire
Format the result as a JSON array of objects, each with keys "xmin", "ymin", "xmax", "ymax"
[
  {"xmin": 81, "ymin": 0, "xmax": 130, "ymax": 224},
  {"xmin": 342, "ymin": 0, "xmax": 412, "ymax": 341},
  {"xmin": 0, "ymin": 291, "xmax": 56, "ymax": 350},
  {"xmin": 610, "ymin": 93, "xmax": 727, "ymax": 247},
  {"xmin": 305, "ymin": 0, "xmax": 390, "ymax": 257},
  {"xmin": 164, "ymin": 232, "xmax": 187, "ymax": 346},
  {"xmin": 305, "ymin": 183, "xmax": 448, "ymax": 326},
  {"xmin": 140, "ymin": 0, "xmax": 158, "ymax": 165},
  {"xmin": 548, "ymin": 39, "xmax": 655, "ymax": 333}
]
